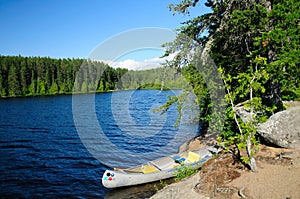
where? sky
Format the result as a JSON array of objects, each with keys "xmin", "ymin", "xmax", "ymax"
[{"xmin": 0, "ymin": 0, "xmax": 211, "ymax": 69}]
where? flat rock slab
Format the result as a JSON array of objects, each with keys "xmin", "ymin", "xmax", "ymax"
[{"xmin": 150, "ymin": 173, "xmax": 208, "ymax": 199}]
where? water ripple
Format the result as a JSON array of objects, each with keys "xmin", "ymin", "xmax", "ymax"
[{"xmin": 0, "ymin": 91, "xmax": 199, "ymax": 198}]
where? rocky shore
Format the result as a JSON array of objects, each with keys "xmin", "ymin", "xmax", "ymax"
[
  {"xmin": 150, "ymin": 104, "xmax": 300, "ymax": 199},
  {"xmin": 150, "ymin": 145, "xmax": 300, "ymax": 199}
]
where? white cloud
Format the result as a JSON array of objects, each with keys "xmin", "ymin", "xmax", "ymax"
[{"xmin": 99, "ymin": 53, "xmax": 176, "ymax": 71}]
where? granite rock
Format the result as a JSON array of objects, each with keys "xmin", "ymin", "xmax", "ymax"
[{"xmin": 257, "ymin": 107, "xmax": 300, "ymax": 149}]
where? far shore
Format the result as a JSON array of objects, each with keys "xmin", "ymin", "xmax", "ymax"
[{"xmin": 0, "ymin": 88, "xmax": 181, "ymax": 99}]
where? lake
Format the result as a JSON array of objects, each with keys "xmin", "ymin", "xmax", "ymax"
[{"xmin": 0, "ymin": 90, "xmax": 200, "ymax": 198}]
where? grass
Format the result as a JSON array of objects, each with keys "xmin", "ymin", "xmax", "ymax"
[
  {"xmin": 174, "ymin": 164, "xmax": 200, "ymax": 181},
  {"xmin": 154, "ymin": 180, "xmax": 169, "ymax": 192}
]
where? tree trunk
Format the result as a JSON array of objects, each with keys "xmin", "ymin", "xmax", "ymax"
[
  {"xmin": 247, "ymin": 72, "xmax": 258, "ymax": 172},
  {"xmin": 246, "ymin": 135, "xmax": 257, "ymax": 172}
]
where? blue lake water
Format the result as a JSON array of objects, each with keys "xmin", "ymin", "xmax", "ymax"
[{"xmin": 0, "ymin": 90, "xmax": 200, "ymax": 198}]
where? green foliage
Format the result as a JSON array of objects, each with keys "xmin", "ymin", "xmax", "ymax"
[
  {"xmin": 137, "ymin": 83, "xmax": 168, "ymax": 90},
  {"xmin": 166, "ymin": 0, "xmax": 299, "ymax": 171},
  {"xmin": 218, "ymin": 55, "xmax": 274, "ymax": 171},
  {"xmin": 49, "ymin": 82, "xmax": 59, "ymax": 94},
  {"xmin": 155, "ymin": 78, "xmax": 209, "ymax": 129},
  {"xmin": 119, "ymin": 67, "xmax": 187, "ymax": 91},
  {"xmin": 8, "ymin": 64, "xmax": 21, "ymax": 96},
  {"xmin": 0, "ymin": 55, "xmax": 134, "ymax": 97},
  {"xmin": 174, "ymin": 164, "xmax": 199, "ymax": 181},
  {"xmin": 253, "ymin": 0, "xmax": 300, "ymax": 102},
  {"xmin": 154, "ymin": 180, "xmax": 169, "ymax": 192},
  {"xmin": 210, "ymin": 0, "xmax": 299, "ymax": 105},
  {"xmin": 159, "ymin": 180, "xmax": 168, "ymax": 188},
  {"xmin": 153, "ymin": 64, "xmax": 213, "ymax": 129},
  {"xmin": 0, "ymin": 55, "xmax": 189, "ymax": 98},
  {"xmin": 97, "ymin": 80, "xmax": 104, "ymax": 92},
  {"xmin": 81, "ymin": 82, "xmax": 88, "ymax": 93},
  {"xmin": 212, "ymin": 1, "xmax": 298, "ymax": 169}
]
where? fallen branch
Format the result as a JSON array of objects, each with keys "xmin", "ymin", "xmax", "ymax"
[{"xmin": 238, "ymin": 184, "xmax": 248, "ymax": 199}]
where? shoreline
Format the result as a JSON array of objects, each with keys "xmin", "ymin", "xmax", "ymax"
[
  {"xmin": 149, "ymin": 141, "xmax": 300, "ymax": 199},
  {"xmin": 150, "ymin": 101, "xmax": 300, "ymax": 198},
  {"xmin": 0, "ymin": 88, "xmax": 182, "ymax": 99}
]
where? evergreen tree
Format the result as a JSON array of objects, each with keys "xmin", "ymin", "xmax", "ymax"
[
  {"xmin": 8, "ymin": 64, "xmax": 21, "ymax": 96},
  {"xmin": 164, "ymin": 0, "xmax": 300, "ymax": 171}
]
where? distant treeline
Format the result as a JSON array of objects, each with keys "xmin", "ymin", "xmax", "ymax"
[{"xmin": 0, "ymin": 55, "xmax": 186, "ymax": 97}]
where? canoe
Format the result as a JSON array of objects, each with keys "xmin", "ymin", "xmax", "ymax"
[{"xmin": 102, "ymin": 147, "xmax": 218, "ymax": 188}]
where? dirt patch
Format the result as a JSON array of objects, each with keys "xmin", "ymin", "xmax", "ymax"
[
  {"xmin": 194, "ymin": 145, "xmax": 300, "ymax": 198},
  {"xmin": 195, "ymin": 153, "xmax": 244, "ymax": 198},
  {"xmin": 150, "ymin": 140, "xmax": 300, "ymax": 199}
]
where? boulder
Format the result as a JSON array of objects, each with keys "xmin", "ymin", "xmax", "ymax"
[
  {"xmin": 257, "ymin": 107, "xmax": 300, "ymax": 149},
  {"xmin": 234, "ymin": 106, "xmax": 253, "ymax": 123}
]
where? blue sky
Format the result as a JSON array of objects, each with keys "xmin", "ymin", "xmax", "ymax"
[{"xmin": 0, "ymin": 0, "xmax": 210, "ymax": 61}]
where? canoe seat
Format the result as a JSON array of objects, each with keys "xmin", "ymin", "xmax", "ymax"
[
  {"xmin": 150, "ymin": 156, "xmax": 178, "ymax": 170},
  {"xmin": 141, "ymin": 165, "xmax": 160, "ymax": 174},
  {"xmin": 186, "ymin": 151, "xmax": 200, "ymax": 163}
]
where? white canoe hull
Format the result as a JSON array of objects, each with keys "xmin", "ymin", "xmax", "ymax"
[
  {"xmin": 102, "ymin": 169, "xmax": 175, "ymax": 188},
  {"xmin": 102, "ymin": 147, "xmax": 217, "ymax": 188}
]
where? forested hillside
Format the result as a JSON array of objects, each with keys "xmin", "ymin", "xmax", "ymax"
[
  {"xmin": 0, "ymin": 55, "xmax": 185, "ymax": 97},
  {"xmin": 0, "ymin": 56, "xmax": 115, "ymax": 97}
]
